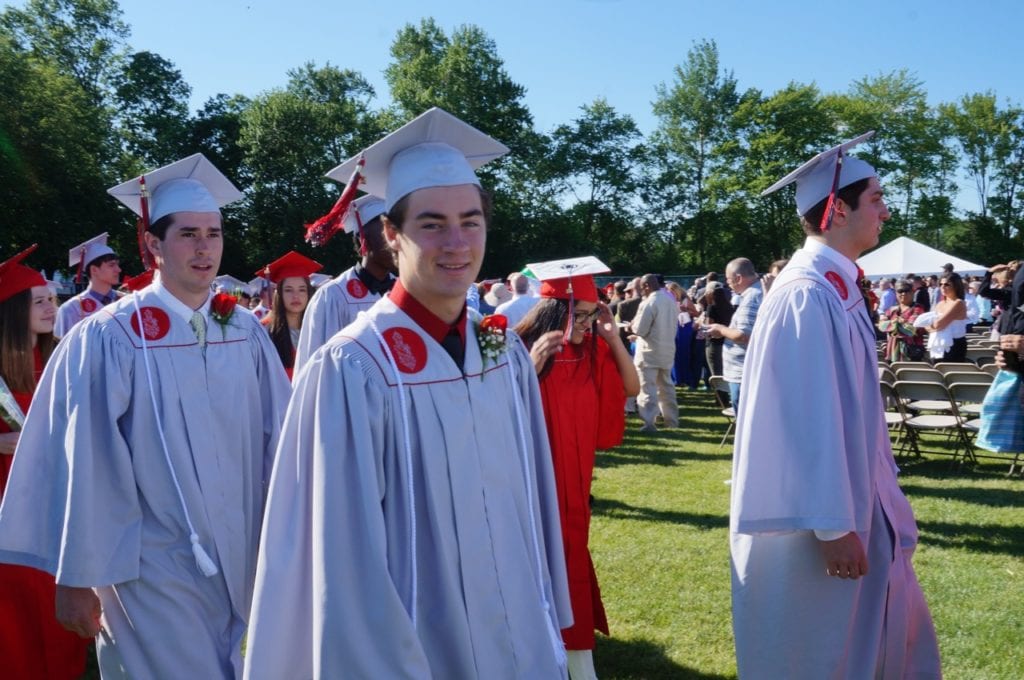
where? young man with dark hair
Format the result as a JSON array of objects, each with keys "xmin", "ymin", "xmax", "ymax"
[
  {"xmin": 730, "ymin": 133, "xmax": 941, "ymax": 679},
  {"xmin": 245, "ymin": 109, "xmax": 570, "ymax": 679},
  {"xmin": 294, "ymin": 194, "xmax": 397, "ymax": 373},
  {"xmin": 0, "ymin": 154, "xmax": 291, "ymax": 678},
  {"xmin": 54, "ymin": 233, "xmax": 122, "ymax": 336}
]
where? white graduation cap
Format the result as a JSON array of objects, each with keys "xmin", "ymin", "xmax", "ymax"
[
  {"xmin": 68, "ymin": 232, "xmax": 116, "ymax": 268},
  {"xmin": 212, "ymin": 274, "xmax": 252, "ymax": 296},
  {"xmin": 248, "ymin": 276, "xmax": 270, "ymax": 293},
  {"xmin": 761, "ymin": 131, "xmax": 876, "ymax": 218},
  {"xmin": 107, "ymin": 153, "xmax": 243, "ymax": 224},
  {"xmin": 325, "ymin": 107, "xmax": 509, "ymax": 212},
  {"xmin": 344, "ymin": 195, "xmax": 386, "ymax": 234},
  {"xmin": 309, "ymin": 273, "xmax": 332, "ymax": 288},
  {"xmin": 527, "ymin": 256, "xmax": 610, "ymax": 306}
]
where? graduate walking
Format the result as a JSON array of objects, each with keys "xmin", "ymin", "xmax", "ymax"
[
  {"xmin": 729, "ymin": 134, "xmax": 941, "ymax": 679},
  {"xmin": 0, "ymin": 154, "xmax": 292, "ymax": 678}
]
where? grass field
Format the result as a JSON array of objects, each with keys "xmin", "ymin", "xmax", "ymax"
[{"xmin": 590, "ymin": 389, "xmax": 1024, "ymax": 679}]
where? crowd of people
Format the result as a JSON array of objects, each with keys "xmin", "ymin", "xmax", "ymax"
[{"xmin": 3, "ymin": 111, "xmax": 1003, "ymax": 679}]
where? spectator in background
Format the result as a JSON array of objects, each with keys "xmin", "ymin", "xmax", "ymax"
[
  {"xmin": 700, "ymin": 281, "xmax": 734, "ymax": 379},
  {"xmin": 878, "ymin": 282, "xmax": 926, "ymax": 362},
  {"xmin": 927, "ymin": 274, "xmax": 941, "ymax": 309},
  {"xmin": 921, "ymin": 272, "xmax": 968, "ymax": 362},
  {"xmin": 495, "ymin": 272, "xmax": 539, "ymax": 328},
  {"xmin": 911, "ymin": 275, "xmax": 931, "ymax": 312},
  {"xmin": 707, "ymin": 257, "xmax": 762, "ymax": 411},
  {"xmin": 666, "ymin": 281, "xmax": 698, "ymax": 389},
  {"xmin": 480, "ymin": 279, "xmax": 511, "ymax": 314},
  {"xmin": 877, "ymin": 278, "xmax": 897, "ymax": 313},
  {"xmin": 761, "ymin": 259, "xmax": 789, "ymax": 294},
  {"xmin": 630, "ymin": 274, "xmax": 679, "ymax": 432},
  {"xmin": 608, "ymin": 280, "xmax": 627, "ymax": 320}
]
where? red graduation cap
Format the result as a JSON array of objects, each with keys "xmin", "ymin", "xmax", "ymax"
[
  {"xmin": 0, "ymin": 245, "xmax": 48, "ymax": 304},
  {"xmin": 121, "ymin": 269, "xmax": 157, "ymax": 292},
  {"xmin": 257, "ymin": 251, "xmax": 324, "ymax": 285}
]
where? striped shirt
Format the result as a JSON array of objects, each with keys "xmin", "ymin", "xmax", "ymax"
[{"xmin": 723, "ymin": 281, "xmax": 763, "ymax": 382}]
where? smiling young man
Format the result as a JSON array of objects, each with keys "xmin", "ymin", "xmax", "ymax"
[
  {"xmin": 245, "ymin": 108, "xmax": 571, "ymax": 679},
  {"xmin": 729, "ymin": 134, "xmax": 941, "ymax": 679},
  {"xmin": 54, "ymin": 233, "xmax": 122, "ymax": 336},
  {"xmin": 0, "ymin": 154, "xmax": 291, "ymax": 679}
]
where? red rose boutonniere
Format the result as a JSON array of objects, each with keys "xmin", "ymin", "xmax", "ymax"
[
  {"xmin": 210, "ymin": 292, "xmax": 238, "ymax": 339},
  {"xmin": 477, "ymin": 314, "xmax": 508, "ymax": 373}
]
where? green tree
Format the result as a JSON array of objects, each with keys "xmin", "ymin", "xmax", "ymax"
[
  {"xmin": 548, "ymin": 99, "xmax": 647, "ymax": 269},
  {"xmin": 650, "ymin": 39, "xmax": 740, "ymax": 269},
  {"xmin": 184, "ymin": 94, "xmax": 251, "ymax": 185},
  {"xmin": 113, "ymin": 50, "xmax": 192, "ymax": 167},
  {"xmin": 235, "ymin": 63, "xmax": 383, "ymax": 275},
  {"xmin": 1, "ymin": 0, "xmax": 128, "ymax": 105}
]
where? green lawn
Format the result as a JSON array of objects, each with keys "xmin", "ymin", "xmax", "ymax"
[{"xmin": 590, "ymin": 389, "xmax": 1024, "ymax": 679}]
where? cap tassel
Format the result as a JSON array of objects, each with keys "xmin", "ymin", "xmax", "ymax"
[
  {"xmin": 562, "ymin": 279, "xmax": 575, "ymax": 345},
  {"xmin": 190, "ymin": 533, "xmax": 219, "ymax": 577},
  {"xmin": 354, "ymin": 206, "xmax": 368, "ymax": 257},
  {"xmin": 305, "ymin": 155, "xmax": 365, "ymax": 247},
  {"xmin": 818, "ymin": 149, "xmax": 845, "ymax": 233},
  {"xmin": 74, "ymin": 249, "xmax": 85, "ymax": 285},
  {"xmin": 138, "ymin": 176, "xmax": 155, "ymax": 270}
]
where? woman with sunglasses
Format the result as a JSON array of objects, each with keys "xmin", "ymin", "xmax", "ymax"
[
  {"xmin": 878, "ymin": 283, "xmax": 927, "ymax": 362},
  {"xmin": 926, "ymin": 273, "xmax": 968, "ymax": 362},
  {"xmin": 515, "ymin": 261, "xmax": 639, "ymax": 680}
]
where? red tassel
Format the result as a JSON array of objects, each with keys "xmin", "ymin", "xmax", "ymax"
[
  {"xmin": 305, "ymin": 156, "xmax": 365, "ymax": 247},
  {"xmin": 75, "ymin": 249, "xmax": 85, "ymax": 284},
  {"xmin": 818, "ymin": 150, "xmax": 844, "ymax": 233},
  {"xmin": 138, "ymin": 175, "xmax": 155, "ymax": 270},
  {"xmin": 562, "ymin": 281, "xmax": 575, "ymax": 345}
]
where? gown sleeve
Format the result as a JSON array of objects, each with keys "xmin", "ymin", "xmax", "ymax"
[
  {"xmin": 243, "ymin": 342, "xmax": 432, "ymax": 680},
  {"xmin": 0, "ymin": 318, "xmax": 141, "ymax": 586}
]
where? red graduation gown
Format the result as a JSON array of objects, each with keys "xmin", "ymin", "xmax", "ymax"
[
  {"xmin": 0, "ymin": 348, "xmax": 90, "ymax": 679},
  {"xmin": 538, "ymin": 336, "xmax": 625, "ymax": 649}
]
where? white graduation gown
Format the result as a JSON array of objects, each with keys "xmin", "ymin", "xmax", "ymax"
[
  {"xmin": 54, "ymin": 290, "xmax": 109, "ymax": 336},
  {"xmin": 293, "ymin": 266, "xmax": 387, "ymax": 373},
  {"xmin": 0, "ymin": 284, "xmax": 291, "ymax": 679},
  {"xmin": 244, "ymin": 296, "xmax": 572, "ymax": 680},
  {"xmin": 730, "ymin": 239, "xmax": 941, "ymax": 679}
]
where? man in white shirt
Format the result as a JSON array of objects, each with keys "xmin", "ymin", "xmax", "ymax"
[
  {"xmin": 495, "ymin": 272, "xmax": 539, "ymax": 328},
  {"xmin": 630, "ymin": 273, "xmax": 679, "ymax": 432}
]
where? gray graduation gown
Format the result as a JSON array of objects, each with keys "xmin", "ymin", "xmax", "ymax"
[
  {"xmin": 244, "ymin": 297, "xmax": 572, "ymax": 679},
  {"xmin": 293, "ymin": 266, "xmax": 386, "ymax": 373},
  {"xmin": 730, "ymin": 239, "xmax": 941, "ymax": 679},
  {"xmin": 0, "ymin": 284, "xmax": 291, "ymax": 678}
]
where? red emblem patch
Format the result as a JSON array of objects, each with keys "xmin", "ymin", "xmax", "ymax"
[
  {"xmin": 382, "ymin": 327, "xmax": 427, "ymax": 374},
  {"xmin": 80, "ymin": 297, "xmax": 97, "ymax": 313},
  {"xmin": 347, "ymin": 279, "xmax": 368, "ymax": 299},
  {"xmin": 129, "ymin": 306, "xmax": 171, "ymax": 341},
  {"xmin": 824, "ymin": 271, "xmax": 849, "ymax": 300}
]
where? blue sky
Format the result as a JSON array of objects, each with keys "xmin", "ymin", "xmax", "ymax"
[{"xmin": 98, "ymin": 0, "xmax": 1021, "ymax": 137}]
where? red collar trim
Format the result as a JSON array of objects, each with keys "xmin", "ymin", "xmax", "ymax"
[{"xmin": 390, "ymin": 280, "xmax": 467, "ymax": 346}]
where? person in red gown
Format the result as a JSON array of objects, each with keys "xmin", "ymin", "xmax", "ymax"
[
  {"xmin": 257, "ymin": 251, "xmax": 323, "ymax": 380},
  {"xmin": 515, "ymin": 257, "xmax": 639, "ymax": 680},
  {"xmin": 0, "ymin": 246, "xmax": 91, "ymax": 679}
]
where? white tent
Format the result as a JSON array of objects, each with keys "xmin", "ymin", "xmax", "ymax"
[{"xmin": 856, "ymin": 236, "xmax": 986, "ymax": 278}]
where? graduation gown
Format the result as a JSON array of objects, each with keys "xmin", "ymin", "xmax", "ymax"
[
  {"xmin": 293, "ymin": 266, "xmax": 388, "ymax": 373},
  {"xmin": 0, "ymin": 283, "xmax": 291, "ymax": 679},
  {"xmin": 244, "ymin": 296, "xmax": 572, "ymax": 680},
  {"xmin": 538, "ymin": 337, "xmax": 625, "ymax": 650},
  {"xmin": 0, "ymin": 349, "xmax": 90, "ymax": 680},
  {"xmin": 54, "ymin": 289, "xmax": 114, "ymax": 337},
  {"xmin": 729, "ymin": 238, "xmax": 941, "ymax": 679}
]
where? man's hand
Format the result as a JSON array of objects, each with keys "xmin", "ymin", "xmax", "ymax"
[
  {"xmin": 56, "ymin": 585, "xmax": 102, "ymax": 638},
  {"xmin": 706, "ymin": 323, "xmax": 725, "ymax": 339},
  {"xmin": 818, "ymin": 532, "xmax": 868, "ymax": 580}
]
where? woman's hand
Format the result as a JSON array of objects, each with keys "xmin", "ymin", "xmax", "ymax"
[
  {"xmin": 0, "ymin": 431, "xmax": 19, "ymax": 455},
  {"xmin": 594, "ymin": 302, "xmax": 617, "ymax": 342},
  {"xmin": 529, "ymin": 330, "xmax": 563, "ymax": 375}
]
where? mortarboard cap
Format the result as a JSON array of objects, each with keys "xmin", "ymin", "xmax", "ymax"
[
  {"xmin": 249, "ymin": 276, "xmax": 270, "ymax": 293},
  {"xmin": 761, "ymin": 131, "xmax": 876, "ymax": 219},
  {"xmin": 0, "ymin": 245, "xmax": 48, "ymax": 303},
  {"xmin": 258, "ymin": 251, "xmax": 324, "ymax": 285},
  {"xmin": 344, "ymin": 195, "xmax": 386, "ymax": 234},
  {"xmin": 68, "ymin": 232, "xmax": 116, "ymax": 268},
  {"xmin": 107, "ymin": 153, "xmax": 243, "ymax": 224},
  {"xmin": 529, "ymin": 256, "xmax": 610, "ymax": 304},
  {"xmin": 309, "ymin": 273, "xmax": 332, "ymax": 288},
  {"xmin": 213, "ymin": 275, "xmax": 252, "ymax": 296},
  {"xmin": 326, "ymin": 108, "xmax": 509, "ymax": 212}
]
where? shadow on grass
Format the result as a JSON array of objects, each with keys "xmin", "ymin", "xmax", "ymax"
[
  {"xmin": 916, "ymin": 519, "xmax": 1024, "ymax": 557},
  {"xmin": 595, "ymin": 635, "xmax": 735, "ymax": 679},
  {"xmin": 592, "ymin": 497, "xmax": 729, "ymax": 530},
  {"xmin": 899, "ymin": 482, "xmax": 1024, "ymax": 509},
  {"xmin": 598, "ymin": 444, "xmax": 732, "ymax": 468}
]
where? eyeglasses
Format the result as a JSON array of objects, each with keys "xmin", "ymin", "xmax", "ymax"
[
  {"xmin": 940, "ymin": 282, "xmax": 952, "ymax": 288},
  {"xmin": 572, "ymin": 309, "xmax": 600, "ymax": 325}
]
